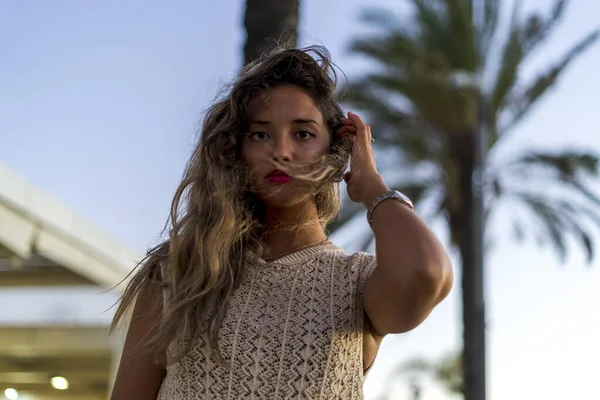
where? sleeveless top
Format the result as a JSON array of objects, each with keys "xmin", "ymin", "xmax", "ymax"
[{"xmin": 157, "ymin": 242, "xmax": 378, "ymax": 399}]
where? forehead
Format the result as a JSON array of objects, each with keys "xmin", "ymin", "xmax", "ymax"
[{"xmin": 251, "ymin": 85, "xmax": 323, "ymax": 122}]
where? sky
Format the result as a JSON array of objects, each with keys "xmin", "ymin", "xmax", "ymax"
[{"xmin": 1, "ymin": 1, "xmax": 600, "ymax": 399}]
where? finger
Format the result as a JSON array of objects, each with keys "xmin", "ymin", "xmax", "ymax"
[
  {"xmin": 367, "ymin": 124, "xmax": 375, "ymax": 157},
  {"xmin": 332, "ymin": 119, "xmax": 354, "ymax": 134},
  {"xmin": 336, "ymin": 126, "xmax": 357, "ymax": 136},
  {"xmin": 347, "ymin": 112, "xmax": 370, "ymax": 146},
  {"xmin": 364, "ymin": 124, "xmax": 373, "ymax": 149},
  {"xmin": 337, "ymin": 124, "xmax": 357, "ymax": 131}
]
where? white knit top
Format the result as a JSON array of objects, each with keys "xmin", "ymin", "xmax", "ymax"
[{"xmin": 157, "ymin": 242, "xmax": 378, "ymax": 399}]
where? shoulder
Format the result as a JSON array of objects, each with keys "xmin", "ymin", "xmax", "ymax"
[
  {"xmin": 347, "ymin": 251, "xmax": 377, "ymax": 282},
  {"xmin": 335, "ymin": 249, "xmax": 376, "ymax": 269},
  {"xmin": 347, "ymin": 251, "xmax": 376, "ymax": 267},
  {"xmin": 324, "ymin": 247, "xmax": 377, "ymax": 281}
]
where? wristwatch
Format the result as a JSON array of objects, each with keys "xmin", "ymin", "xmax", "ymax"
[{"xmin": 367, "ymin": 190, "xmax": 414, "ymax": 226}]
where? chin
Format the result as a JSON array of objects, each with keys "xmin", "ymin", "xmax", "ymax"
[{"xmin": 255, "ymin": 186, "xmax": 314, "ymax": 209}]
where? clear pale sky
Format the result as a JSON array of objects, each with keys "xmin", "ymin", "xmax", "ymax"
[{"xmin": 1, "ymin": 1, "xmax": 599, "ymax": 399}]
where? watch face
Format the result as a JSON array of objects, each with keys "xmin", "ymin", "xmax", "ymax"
[{"xmin": 394, "ymin": 191, "xmax": 414, "ymax": 208}]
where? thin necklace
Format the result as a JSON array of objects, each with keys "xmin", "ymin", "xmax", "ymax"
[{"xmin": 262, "ymin": 237, "xmax": 330, "ymax": 262}]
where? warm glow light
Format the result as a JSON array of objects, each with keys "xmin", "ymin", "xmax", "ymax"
[
  {"xmin": 50, "ymin": 376, "xmax": 69, "ymax": 390},
  {"xmin": 4, "ymin": 388, "xmax": 18, "ymax": 400}
]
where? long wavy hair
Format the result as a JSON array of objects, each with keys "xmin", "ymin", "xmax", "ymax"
[{"xmin": 110, "ymin": 45, "xmax": 352, "ymax": 364}]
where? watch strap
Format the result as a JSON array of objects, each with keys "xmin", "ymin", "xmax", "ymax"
[{"xmin": 367, "ymin": 190, "xmax": 414, "ymax": 226}]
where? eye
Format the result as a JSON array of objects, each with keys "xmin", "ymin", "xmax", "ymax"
[
  {"xmin": 296, "ymin": 130, "xmax": 317, "ymax": 141},
  {"xmin": 247, "ymin": 132, "xmax": 269, "ymax": 141}
]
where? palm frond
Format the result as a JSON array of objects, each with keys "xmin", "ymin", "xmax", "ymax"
[
  {"xmin": 340, "ymin": 0, "xmax": 600, "ymax": 268},
  {"xmin": 481, "ymin": 0, "xmax": 501, "ymax": 55},
  {"xmin": 520, "ymin": 0, "xmax": 567, "ymax": 55},
  {"xmin": 434, "ymin": 353, "xmax": 463, "ymax": 395},
  {"xmin": 397, "ymin": 357, "xmax": 432, "ymax": 374},
  {"xmin": 349, "ymin": 25, "xmax": 419, "ymax": 73},
  {"xmin": 512, "ymin": 151, "xmax": 599, "ymax": 175},
  {"xmin": 495, "ymin": 149, "xmax": 600, "ymax": 262},
  {"xmin": 516, "ymin": 194, "xmax": 568, "ymax": 259},
  {"xmin": 501, "ymin": 29, "xmax": 599, "ymax": 134},
  {"xmin": 359, "ymin": 8, "xmax": 409, "ymax": 33},
  {"xmin": 440, "ymin": 0, "xmax": 477, "ymax": 69},
  {"xmin": 512, "ymin": 193, "xmax": 600, "ymax": 262},
  {"xmin": 356, "ymin": 70, "xmax": 474, "ymax": 135},
  {"xmin": 343, "ymin": 82, "xmax": 446, "ymax": 164},
  {"xmin": 488, "ymin": 1, "xmax": 598, "ymax": 144},
  {"xmin": 512, "ymin": 218, "xmax": 526, "ymax": 242},
  {"xmin": 393, "ymin": 352, "xmax": 463, "ymax": 396},
  {"xmin": 350, "ymin": 6, "xmax": 482, "ymax": 135},
  {"xmin": 345, "ymin": 75, "xmax": 412, "ymax": 109},
  {"xmin": 501, "ymin": 150, "xmax": 600, "ymax": 206},
  {"xmin": 409, "ymin": 0, "xmax": 449, "ymax": 52},
  {"xmin": 489, "ymin": 1, "xmax": 522, "ymax": 124}
]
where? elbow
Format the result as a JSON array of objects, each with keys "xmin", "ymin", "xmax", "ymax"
[
  {"xmin": 367, "ymin": 245, "xmax": 453, "ymax": 335},
  {"xmin": 419, "ymin": 253, "xmax": 454, "ymax": 304},
  {"xmin": 403, "ymin": 232, "xmax": 454, "ymax": 304},
  {"xmin": 385, "ymin": 259, "xmax": 453, "ymax": 334},
  {"xmin": 394, "ymin": 261, "xmax": 453, "ymax": 333}
]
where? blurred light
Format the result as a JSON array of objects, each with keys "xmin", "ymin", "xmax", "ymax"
[
  {"xmin": 4, "ymin": 388, "xmax": 19, "ymax": 400},
  {"xmin": 50, "ymin": 376, "xmax": 69, "ymax": 390}
]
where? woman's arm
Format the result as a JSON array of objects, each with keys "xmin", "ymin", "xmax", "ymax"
[
  {"xmin": 110, "ymin": 279, "xmax": 166, "ymax": 400},
  {"xmin": 339, "ymin": 111, "xmax": 453, "ymax": 336},
  {"xmin": 361, "ymin": 176, "xmax": 453, "ymax": 335}
]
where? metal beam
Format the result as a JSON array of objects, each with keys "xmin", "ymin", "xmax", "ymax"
[
  {"xmin": 0, "ymin": 163, "xmax": 141, "ymax": 289},
  {"xmin": 0, "ymin": 265, "xmax": 97, "ymax": 287},
  {"xmin": 0, "ymin": 326, "xmax": 111, "ymax": 356}
]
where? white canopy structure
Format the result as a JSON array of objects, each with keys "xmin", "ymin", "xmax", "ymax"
[{"xmin": 0, "ymin": 163, "xmax": 141, "ymax": 400}]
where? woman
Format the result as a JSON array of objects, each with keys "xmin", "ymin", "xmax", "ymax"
[{"xmin": 109, "ymin": 46, "xmax": 453, "ymax": 399}]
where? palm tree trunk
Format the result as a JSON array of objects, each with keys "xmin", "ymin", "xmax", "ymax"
[
  {"xmin": 243, "ymin": 0, "xmax": 299, "ymax": 65},
  {"xmin": 450, "ymin": 134, "xmax": 487, "ymax": 400}
]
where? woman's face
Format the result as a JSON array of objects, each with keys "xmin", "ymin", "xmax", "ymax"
[{"xmin": 241, "ymin": 84, "xmax": 332, "ymax": 209}]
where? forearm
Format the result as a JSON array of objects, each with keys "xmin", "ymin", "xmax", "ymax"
[{"xmin": 361, "ymin": 177, "xmax": 452, "ymax": 300}]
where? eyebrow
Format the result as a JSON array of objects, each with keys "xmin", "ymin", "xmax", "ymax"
[{"xmin": 250, "ymin": 118, "xmax": 321, "ymax": 126}]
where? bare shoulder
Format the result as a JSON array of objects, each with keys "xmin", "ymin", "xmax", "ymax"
[{"xmin": 110, "ymin": 280, "xmax": 166, "ymax": 400}]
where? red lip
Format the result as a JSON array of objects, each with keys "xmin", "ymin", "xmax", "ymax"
[
  {"xmin": 266, "ymin": 169, "xmax": 293, "ymax": 183},
  {"xmin": 267, "ymin": 176, "xmax": 294, "ymax": 183},
  {"xmin": 266, "ymin": 169, "xmax": 290, "ymax": 178}
]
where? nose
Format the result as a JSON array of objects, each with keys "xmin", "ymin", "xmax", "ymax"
[{"xmin": 271, "ymin": 134, "xmax": 293, "ymax": 162}]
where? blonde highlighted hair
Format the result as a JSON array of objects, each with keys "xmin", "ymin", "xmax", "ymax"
[{"xmin": 110, "ymin": 45, "xmax": 351, "ymax": 363}]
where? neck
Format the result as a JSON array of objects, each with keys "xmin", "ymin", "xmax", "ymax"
[{"xmin": 261, "ymin": 201, "xmax": 327, "ymax": 259}]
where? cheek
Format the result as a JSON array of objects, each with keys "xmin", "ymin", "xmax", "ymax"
[
  {"xmin": 301, "ymin": 137, "xmax": 332, "ymax": 159},
  {"xmin": 240, "ymin": 140, "xmax": 256, "ymax": 166},
  {"xmin": 241, "ymin": 144, "xmax": 263, "ymax": 180},
  {"xmin": 317, "ymin": 139, "xmax": 333, "ymax": 159}
]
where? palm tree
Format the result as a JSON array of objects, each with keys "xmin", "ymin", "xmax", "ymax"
[
  {"xmin": 375, "ymin": 353, "xmax": 461, "ymax": 399},
  {"xmin": 400, "ymin": 353, "xmax": 463, "ymax": 397},
  {"xmin": 329, "ymin": 1, "xmax": 599, "ymax": 399},
  {"xmin": 243, "ymin": 0, "xmax": 299, "ymax": 65}
]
